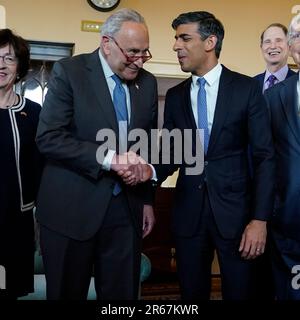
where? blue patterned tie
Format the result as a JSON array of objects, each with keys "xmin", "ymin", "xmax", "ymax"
[
  {"xmin": 197, "ymin": 77, "xmax": 209, "ymax": 154},
  {"xmin": 111, "ymin": 74, "xmax": 128, "ymax": 195},
  {"xmin": 267, "ymin": 74, "xmax": 277, "ymax": 88}
]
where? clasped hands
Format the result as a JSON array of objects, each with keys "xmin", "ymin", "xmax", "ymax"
[{"xmin": 111, "ymin": 151, "xmax": 152, "ymax": 185}]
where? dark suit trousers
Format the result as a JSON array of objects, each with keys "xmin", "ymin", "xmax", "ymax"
[
  {"xmin": 175, "ymin": 186, "xmax": 254, "ymax": 300},
  {"xmin": 40, "ymin": 192, "xmax": 141, "ymax": 300}
]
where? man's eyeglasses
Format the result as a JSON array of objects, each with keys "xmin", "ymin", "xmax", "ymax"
[
  {"xmin": 289, "ymin": 32, "xmax": 300, "ymax": 42},
  {"xmin": 107, "ymin": 36, "xmax": 152, "ymax": 63},
  {"xmin": 0, "ymin": 55, "xmax": 18, "ymax": 65}
]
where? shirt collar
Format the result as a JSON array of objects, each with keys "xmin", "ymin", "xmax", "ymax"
[
  {"xmin": 264, "ymin": 65, "xmax": 289, "ymax": 83},
  {"xmin": 192, "ymin": 63, "xmax": 222, "ymax": 87},
  {"xmin": 98, "ymin": 49, "xmax": 114, "ymax": 80}
]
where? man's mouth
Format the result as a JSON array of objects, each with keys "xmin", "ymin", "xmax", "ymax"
[
  {"xmin": 178, "ymin": 55, "xmax": 186, "ymax": 62},
  {"xmin": 268, "ymin": 51, "xmax": 280, "ymax": 56},
  {"xmin": 0, "ymin": 72, "xmax": 8, "ymax": 78}
]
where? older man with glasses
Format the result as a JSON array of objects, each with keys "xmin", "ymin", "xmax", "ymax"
[
  {"xmin": 35, "ymin": 8, "xmax": 157, "ymax": 300},
  {"xmin": 264, "ymin": 13, "xmax": 300, "ymax": 300}
]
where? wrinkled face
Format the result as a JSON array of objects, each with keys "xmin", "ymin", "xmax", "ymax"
[
  {"xmin": 261, "ymin": 26, "xmax": 289, "ymax": 68},
  {"xmin": 102, "ymin": 21, "xmax": 150, "ymax": 81},
  {"xmin": 173, "ymin": 22, "xmax": 214, "ymax": 76},
  {"xmin": 290, "ymin": 31, "xmax": 300, "ymax": 67},
  {"xmin": 0, "ymin": 44, "xmax": 18, "ymax": 90}
]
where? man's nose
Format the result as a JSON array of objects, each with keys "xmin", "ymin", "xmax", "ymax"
[
  {"xmin": 269, "ymin": 40, "xmax": 277, "ymax": 48},
  {"xmin": 173, "ymin": 39, "xmax": 181, "ymax": 52},
  {"xmin": 134, "ymin": 57, "xmax": 144, "ymax": 68},
  {"xmin": 0, "ymin": 57, "xmax": 5, "ymax": 66}
]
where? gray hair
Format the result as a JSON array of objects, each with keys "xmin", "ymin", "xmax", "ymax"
[
  {"xmin": 100, "ymin": 8, "xmax": 146, "ymax": 37},
  {"xmin": 288, "ymin": 13, "xmax": 300, "ymax": 45}
]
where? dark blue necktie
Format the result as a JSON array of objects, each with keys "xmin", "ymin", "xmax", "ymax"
[
  {"xmin": 197, "ymin": 77, "xmax": 209, "ymax": 154},
  {"xmin": 267, "ymin": 74, "xmax": 277, "ymax": 88},
  {"xmin": 111, "ymin": 74, "xmax": 128, "ymax": 195}
]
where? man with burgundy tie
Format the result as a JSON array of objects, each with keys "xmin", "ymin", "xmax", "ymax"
[
  {"xmin": 254, "ymin": 23, "xmax": 296, "ymax": 92},
  {"xmin": 35, "ymin": 9, "xmax": 157, "ymax": 300},
  {"xmin": 264, "ymin": 13, "xmax": 300, "ymax": 300},
  {"xmin": 253, "ymin": 23, "xmax": 296, "ymax": 301},
  {"xmin": 147, "ymin": 11, "xmax": 275, "ymax": 300}
]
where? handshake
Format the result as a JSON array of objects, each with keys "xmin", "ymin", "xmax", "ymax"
[{"xmin": 111, "ymin": 151, "xmax": 153, "ymax": 185}]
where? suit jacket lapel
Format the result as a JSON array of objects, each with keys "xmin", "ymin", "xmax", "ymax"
[
  {"xmin": 280, "ymin": 76, "xmax": 300, "ymax": 144},
  {"xmin": 86, "ymin": 50, "xmax": 118, "ymax": 133},
  {"xmin": 128, "ymin": 81, "xmax": 140, "ymax": 131},
  {"xmin": 182, "ymin": 78, "xmax": 197, "ymax": 130},
  {"xmin": 207, "ymin": 66, "xmax": 233, "ymax": 154}
]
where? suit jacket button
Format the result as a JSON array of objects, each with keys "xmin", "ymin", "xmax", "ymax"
[
  {"xmin": 204, "ymin": 161, "xmax": 208, "ymax": 166},
  {"xmin": 198, "ymin": 184, "xmax": 203, "ymax": 189}
]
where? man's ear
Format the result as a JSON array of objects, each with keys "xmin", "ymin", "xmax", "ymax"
[
  {"xmin": 205, "ymin": 35, "xmax": 218, "ymax": 52},
  {"xmin": 101, "ymin": 36, "xmax": 111, "ymax": 55}
]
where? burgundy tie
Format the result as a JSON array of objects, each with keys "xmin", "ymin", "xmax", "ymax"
[{"xmin": 267, "ymin": 74, "xmax": 277, "ymax": 88}]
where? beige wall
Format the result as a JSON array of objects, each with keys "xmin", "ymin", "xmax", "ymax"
[{"xmin": 0, "ymin": 0, "xmax": 297, "ymax": 76}]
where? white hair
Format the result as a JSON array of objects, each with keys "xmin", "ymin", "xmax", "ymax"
[
  {"xmin": 288, "ymin": 13, "xmax": 300, "ymax": 45},
  {"xmin": 100, "ymin": 8, "xmax": 146, "ymax": 37}
]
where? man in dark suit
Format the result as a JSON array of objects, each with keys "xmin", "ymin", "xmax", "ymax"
[
  {"xmin": 35, "ymin": 9, "xmax": 157, "ymax": 300},
  {"xmin": 125, "ymin": 11, "xmax": 275, "ymax": 300},
  {"xmin": 254, "ymin": 23, "xmax": 296, "ymax": 92},
  {"xmin": 264, "ymin": 13, "xmax": 300, "ymax": 300},
  {"xmin": 252, "ymin": 22, "xmax": 296, "ymax": 300}
]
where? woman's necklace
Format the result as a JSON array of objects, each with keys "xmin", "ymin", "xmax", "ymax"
[{"xmin": 0, "ymin": 93, "xmax": 18, "ymax": 109}]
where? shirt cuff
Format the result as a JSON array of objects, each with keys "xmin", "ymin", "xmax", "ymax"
[
  {"xmin": 148, "ymin": 164, "xmax": 157, "ymax": 181},
  {"xmin": 102, "ymin": 149, "xmax": 116, "ymax": 171}
]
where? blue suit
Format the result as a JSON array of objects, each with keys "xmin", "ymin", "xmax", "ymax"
[{"xmin": 265, "ymin": 74, "xmax": 300, "ymax": 300}]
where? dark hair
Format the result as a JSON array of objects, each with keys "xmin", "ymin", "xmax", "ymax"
[
  {"xmin": 260, "ymin": 23, "xmax": 288, "ymax": 45},
  {"xmin": 0, "ymin": 28, "xmax": 30, "ymax": 83},
  {"xmin": 172, "ymin": 11, "xmax": 224, "ymax": 58}
]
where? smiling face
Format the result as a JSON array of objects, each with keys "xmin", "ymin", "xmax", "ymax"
[
  {"xmin": 0, "ymin": 44, "xmax": 18, "ymax": 91},
  {"xmin": 261, "ymin": 26, "xmax": 289, "ymax": 71},
  {"xmin": 173, "ymin": 22, "xmax": 218, "ymax": 76},
  {"xmin": 101, "ymin": 21, "xmax": 149, "ymax": 81}
]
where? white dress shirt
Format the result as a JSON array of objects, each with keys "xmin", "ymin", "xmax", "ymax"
[
  {"xmin": 98, "ymin": 49, "xmax": 131, "ymax": 170},
  {"xmin": 191, "ymin": 63, "xmax": 222, "ymax": 133}
]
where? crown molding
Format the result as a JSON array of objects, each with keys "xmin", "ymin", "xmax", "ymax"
[{"xmin": 143, "ymin": 59, "xmax": 188, "ymax": 78}]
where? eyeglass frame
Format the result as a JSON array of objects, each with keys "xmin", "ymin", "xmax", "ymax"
[
  {"xmin": 289, "ymin": 32, "xmax": 300, "ymax": 42},
  {"xmin": 105, "ymin": 36, "xmax": 152, "ymax": 63},
  {"xmin": 0, "ymin": 54, "xmax": 18, "ymax": 65}
]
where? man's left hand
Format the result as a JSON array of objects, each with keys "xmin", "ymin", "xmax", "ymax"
[
  {"xmin": 238, "ymin": 219, "xmax": 267, "ymax": 259},
  {"xmin": 142, "ymin": 205, "xmax": 155, "ymax": 238}
]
